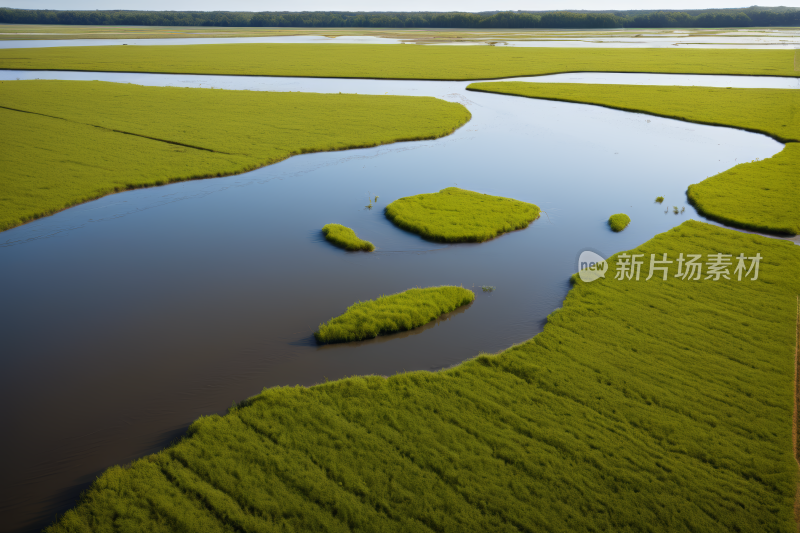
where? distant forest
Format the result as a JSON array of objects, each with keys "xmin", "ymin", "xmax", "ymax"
[{"xmin": 1, "ymin": 7, "xmax": 799, "ymax": 29}]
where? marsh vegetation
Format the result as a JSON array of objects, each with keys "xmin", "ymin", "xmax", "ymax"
[
  {"xmin": 384, "ymin": 187, "xmax": 539, "ymax": 242},
  {"xmin": 4, "ymin": 45, "xmax": 797, "ymax": 532},
  {"xmin": 0, "ymin": 80, "xmax": 470, "ymax": 232},
  {"xmin": 1, "ymin": 45, "xmax": 797, "ymax": 80},
  {"xmin": 608, "ymin": 213, "xmax": 631, "ymax": 232},
  {"xmin": 467, "ymin": 81, "xmax": 800, "ymax": 235},
  {"xmin": 322, "ymin": 224, "xmax": 375, "ymax": 251},
  {"xmin": 46, "ymin": 221, "xmax": 800, "ymax": 532},
  {"xmin": 315, "ymin": 286, "xmax": 475, "ymax": 343}
]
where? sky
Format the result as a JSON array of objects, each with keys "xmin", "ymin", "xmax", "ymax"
[{"xmin": 1, "ymin": 1, "xmax": 790, "ymax": 12}]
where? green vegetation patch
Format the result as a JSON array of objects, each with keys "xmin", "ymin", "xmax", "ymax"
[
  {"xmin": 608, "ymin": 213, "xmax": 631, "ymax": 232},
  {"xmin": 0, "ymin": 80, "xmax": 470, "ymax": 232},
  {"xmin": 467, "ymin": 82, "xmax": 800, "ymax": 142},
  {"xmin": 467, "ymin": 81, "xmax": 800, "ymax": 235},
  {"xmin": 385, "ymin": 187, "xmax": 540, "ymax": 242},
  {"xmin": 688, "ymin": 143, "xmax": 800, "ymax": 235},
  {"xmin": 1, "ymin": 44, "xmax": 797, "ymax": 79},
  {"xmin": 46, "ymin": 220, "xmax": 800, "ymax": 532},
  {"xmin": 315, "ymin": 286, "xmax": 474, "ymax": 343},
  {"xmin": 321, "ymin": 223, "xmax": 375, "ymax": 251}
]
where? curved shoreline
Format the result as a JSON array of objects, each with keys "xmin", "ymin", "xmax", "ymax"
[
  {"xmin": 3, "ymin": 68, "xmax": 792, "ymax": 528},
  {"xmin": 3, "ymin": 66, "xmax": 800, "ymax": 82},
  {"xmin": 467, "ymin": 86, "xmax": 799, "ymax": 143},
  {"xmin": 2, "ymin": 120, "xmax": 471, "ymax": 234},
  {"xmin": 0, "ymin": 80, "xmax": 472, "ymax": 233},
  {"xmin": 467, "ymin": 81, "xmax": 799, "ymax": 236}
]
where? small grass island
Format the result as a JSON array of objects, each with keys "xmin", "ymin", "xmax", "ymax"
[
  {"xmin": 321, "ymin": 223, "xmax": 375, "ymax": 252},
  {"xmin": 315, "ymin": 286, "xmax": 474, "ymax": 344},
  {"xmin": 385, "ymin": 187, "xmax": 540, "ymax": 243},
  {"xmin": 609, "ymin": 213, "xmax": 631, "ymax": 232}
]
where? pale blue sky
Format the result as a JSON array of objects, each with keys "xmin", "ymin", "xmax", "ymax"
[{"xmin": 1, "ymin": 1, "xmax": 787, "ymax": 12}]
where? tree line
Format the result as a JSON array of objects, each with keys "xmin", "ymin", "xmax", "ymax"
[{"xmin": 1, "ymin": 8, "xmax": 798, "ymax": 29}]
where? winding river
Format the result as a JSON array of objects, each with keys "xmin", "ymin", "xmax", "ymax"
[{"xmin": 0, "ymin": 68, "xmax": 795, "ymax": 532}]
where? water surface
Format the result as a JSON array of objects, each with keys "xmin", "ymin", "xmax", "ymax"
[
  {"xmin": 0, "ymin": 70, "xmax": 788, "ymax": 532},
  {"xmin": 2, "ymin": 32, "xmax": 798, "ymax": 49}
]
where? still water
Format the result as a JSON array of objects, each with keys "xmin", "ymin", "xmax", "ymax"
[
  {"xmin": 0, "ymin": 34, "xmax": 403, "ymax": 49},
  {"xmin": 2, "ymin": 33, "xmax": 799, "ymax": 49},
  {"xmin": 0, "ymin": 70, "xmax": 790, "ymax": 532}
]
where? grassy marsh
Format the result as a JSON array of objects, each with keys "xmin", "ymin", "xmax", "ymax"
[
  {"xmin": 467, "ymin": 81, "xmax": 800, "ymax": 235},
  {"xmin": 0, "ymin": 80, "xmax": 470, "ymax": 232},
  {"xmin": 46, "ymin": 220, "xmax": 800, "ymax": 532},
  {"xmin": 688, "ymin": 143, "xmax": 800, "ymax": 235},
  {"xmin": 385, "ymin": 187, "xmax": 540, "ymax": 242},
  {"xmin": 321, "ymin": 224, "xmax": 375, "ymax": 251},
  {"xmin": 608, "ymin": 213, "xmax": 631, "ymax": 232},
  {"xmin": 315, "ymin": 286, "xmax": 474, "ymax": 343},
  {"xmin": 1, "ymin": 44, "xmax": 798, "ymax": 80}
]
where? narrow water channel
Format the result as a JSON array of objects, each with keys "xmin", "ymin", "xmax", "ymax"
[
  {"xmin": 2, "ymin": 33, "xmax": 798, "ymax": 49},
  {"xmin": 0, "ymin": 70, "xmax": 792, "ymax": 532}
]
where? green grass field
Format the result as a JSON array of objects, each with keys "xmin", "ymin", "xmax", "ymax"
[
  {"xmin": 467, "ymin": 82, "xmax": 800, "ymax": 235},
  {"xmin": 385, "ymin": 187, "xmax": 540, "ymax": 242},
  {"xmin": 0, "ymin": 80, "xmax": 470, "ymax": 232},
  {"xmin": 315, "ymin": 286, "xmax": 474, "ymax": 344},
  {"xmin": 1, "ymin": 44, "xmax": 797, "ymax": 79},
  {"xmin": 321, "ymin": 224, "xmax": 375, "ymax": 252},
  {"xmin": 608, "ymin": 213, "xmax": 631, "ymax": 232},
  {"xmin": 688, "ymin": 143, "xmax": 800, "ymax": 235},
  {"xmin": 47, "ymin": 220, "xmax": 800, "ymax": 532}
]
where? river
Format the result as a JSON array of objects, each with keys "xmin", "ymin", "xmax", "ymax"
[{"xmin": 0, "ymin": 68, "xmax": 794, "ymax": 532}]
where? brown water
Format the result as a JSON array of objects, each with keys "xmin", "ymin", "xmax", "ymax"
[{"xmin": 0, "ymin": 70, "xmax": 789, "ymax": 532}]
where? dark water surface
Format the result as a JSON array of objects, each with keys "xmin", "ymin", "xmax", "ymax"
[{"xmin": 0, "ymin": 70, "xmax": 789, "ymax": 532}]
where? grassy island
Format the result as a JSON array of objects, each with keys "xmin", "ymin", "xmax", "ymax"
[
  {"xmin": 315, "ymin": 286, "xmax": 474, "ymax": 344},
  {"xmin": 608, "ymin": 213, "xmax": 631, "ymax": 232},
  {"xmin": 322, "ymin": 224, "xmax": 375, "ymax": 252},
  {"xmin": 46, "ymin": 220, "xmax": 800, "ymax": 532},
  {"xmin": 467, "ymin": 82, "xmax": 800, "ymax": 235},
  {"xmin": 1, "ymin": 44, "xmax": 798, "ymax": 80},
  {"xmin": 385, "ymin": 187, "xmax": 540, "ymax": 243},
  {"xmin": 0, "ymin": 80, "xmax": 471, "ymax": 232}
]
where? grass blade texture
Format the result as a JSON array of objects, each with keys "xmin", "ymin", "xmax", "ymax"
[
  {"xmin": 321, "ymin": 223, "xmax": 375, "ymax": 252},
  {"xmin": 315, "ymin": 286, "xmax": 474, "ymax": 343},
  {"xmin": 468, "ymin": 81, "xmax": 800, "ymax": 235},
  {"xmin": 46, "ymin": 220, "xmax": 800, "ymax": 532},
  {"xmin": 0, "ymin": 80, "xmax": 470, "ymax": 232},
  {"xmin": 385, "ymin": 187, "xmax": 540, "ymax": 242},
  {"xmin": 1, "ymin": 44, "xmax": 798, "ymax": 79},
  {"xmin": 608, "ymin": 213, "xmax": 631, "ymax": 232},
  {"xmin": 687, "ymin": 143, "xmax": 800, "ymax": 235}
]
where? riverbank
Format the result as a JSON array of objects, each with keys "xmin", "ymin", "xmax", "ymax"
[
  {"xmin": 1, "ymin": 45, "xmax": 797, "ymax": 79},
  {"xmin": 0, "ymin": 79, "xmax": 470, "ymax": 232},
  {"xmin": 46, "ymin": 220, "xmax": 800, "ymax": 532},
  {"xmin": 1, "ymin": 69, "xmax": 785, "ymax": 532},
  {"xmin": 467, "ymin": 81, "xmax": 800, "ymax": 235}
]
